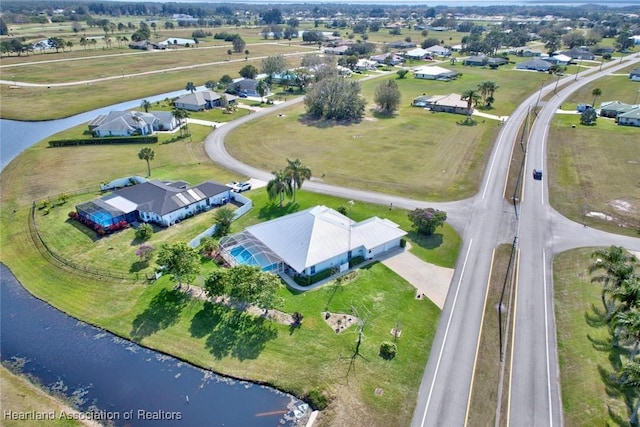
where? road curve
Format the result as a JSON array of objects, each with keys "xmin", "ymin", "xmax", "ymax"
[{"xmin": 200, "ymin": 57, "xmax": 640, "ymax": 427}]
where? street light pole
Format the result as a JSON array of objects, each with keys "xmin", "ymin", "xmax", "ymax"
[
  {"xmin": 574, "ymin": 58, "xmax": 582, "ymax": 81},
  {"xmin": 553, "ymin": 73, "xmax": 561, "ymax": 94}
]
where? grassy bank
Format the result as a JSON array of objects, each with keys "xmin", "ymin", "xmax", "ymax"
[
  {"xmin": 554, "ymin": 249, "xmax": 630, "ymax": 426},
  {"xmin": 0, "ymin": 366, "xmax": 95, "ymax": 427}
]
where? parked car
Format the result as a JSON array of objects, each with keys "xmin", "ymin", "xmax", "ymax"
[
  {"xmin": 234, "ymin": 181, "xmax": 252, "ymax": 192},
  {"xmin": 226, "ymin": 181, "xmax": 240, "ymax": 191},
  {"xmin": 577, "ymin": 103, "xmax": 592, "ymax": 112},
  {"xmin": 533, "ymin": 169, "xmax": 543, "ymax": 180}
]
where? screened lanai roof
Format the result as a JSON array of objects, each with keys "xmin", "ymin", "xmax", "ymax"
[{"xmin": 219, "ymin": 232, "xmax": 283, "ymax": 270}]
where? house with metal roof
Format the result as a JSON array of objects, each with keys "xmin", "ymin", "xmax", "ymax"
[
  {"xmin": 600, "ymin": 101, "xmax": 633, "ymax": 118},
  {"xmin": 87, "ymin": 111, "xmax": 179, "ymax": 137},
  {"xmin": 616, "ymin": 107, "xmax": 640, "ymax": 127},
  {"xmin": 463, "ymin": 55, "xmax": 508, "ymax": 68},
  {"xmin": 219, "ymin": 206, "xmax": 406, "ymax": 278},
  {"xmin": 226, "ymin": 78, "xmax": 270, "ymax": 97},
  {"xmin": 424, "ymin": 45, "xmax": 451, "ymax": 57},
  {"xmin": 516, "ymin": 58, "xmax": 552, "ymax": 72},
  {"xmin": 174, "ymin": 90, "xmax": 238, "ymax": 111},
  {"xmin": 413, "ymin": 65, "xmax": 458, "ymax": 80},
  {"xmin": 76, "ymin": 179, "xmax": 232, "ymax": 228}
]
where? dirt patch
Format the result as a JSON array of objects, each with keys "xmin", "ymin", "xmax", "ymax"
[
  {"xmin": 322, "ymin": 311, "xmax": 359, "ymax": 334},
  {"xmin": 586, "ymin": 211, "xmax": 613, "ymax": 221},
  {"xmin": 609, "ymin": 199, "xmax": 633, "ymax": 212}
]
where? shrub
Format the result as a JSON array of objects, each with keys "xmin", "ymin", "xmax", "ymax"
[
  {"xmin": 379, "ymin": 341, "xmax": 397, "ymax": 360},
  {"xmin": 305, "ymin": 389, "xmax": 328, "ymax": 410},
  {"xmin": 135, "ymin": 223, "xmax": 154, "ymax": 241},
  {"xmin": 68, "ymin": 211, "xmax": 79, "ymax": 219}
]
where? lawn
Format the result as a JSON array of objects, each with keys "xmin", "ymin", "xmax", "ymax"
[
  {"xmin": 554, "ymin": 249, "xmax": 631, "ymax": 426},
  {"xmin": 547, "ymin": 113, "xmax": 640, "ymax": 236},
  {"xmin": 0, "ymin": 105, "xmax": 456, "ymax": 426},
  {"xmin": 226, "ymin": 66, "xmax": 554, "ymax": 201},
  {"xmin": 561, "ymin": 71, "xmax": 640, "ymax": 110}
]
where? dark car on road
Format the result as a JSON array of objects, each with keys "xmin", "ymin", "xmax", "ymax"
[{"xmin": 533, "ymin": 169, "xmax": 543, "ymax": 180}]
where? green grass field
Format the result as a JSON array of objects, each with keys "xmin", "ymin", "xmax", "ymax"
[
  {"xmin": 554, "ymin": 249, "xmax": 631, "ymax": 426},
  {"xmin": 547, "ymin": 113, "xmax": 640, "ymax": 236}
]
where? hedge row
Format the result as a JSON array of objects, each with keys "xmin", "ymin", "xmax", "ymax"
[{"xmin": 49, "ymin": 136, "xmax": 158, "ymax": 147}]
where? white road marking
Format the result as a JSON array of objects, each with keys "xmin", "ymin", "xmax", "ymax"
[
  {"xmin": 543, "ymin": 250, "xmax": 554, "ymax": 426},
  {"xmin": 506, "ymin": 250, "xmax": 520, "ymax": 427},
  {"xmin": 421, "ymin": 240, "xmax": 474, "ymax": 426}
]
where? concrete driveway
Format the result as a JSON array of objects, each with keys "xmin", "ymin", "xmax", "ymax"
[{"xmin": 381, "ymin": 247, "xmax": 453, "ymax": 309}]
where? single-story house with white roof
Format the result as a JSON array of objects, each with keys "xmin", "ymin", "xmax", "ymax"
[
  {"xmin": 545, "ymin": 54, "xmax": 572, "ymax": 66},
  {"xmin": 174, "ymin": 90, "xmax": 237, "ymax": 111},
  {"xmin": 404, "ymin": 47, "xmax": 432, "ymax": 60},
  {"xmin": 370, "ymin": 53, "xmax": 404, "ymax": 65},
  {"xmin": 424, "ymin": 45, "xmax": 451, "ymax": 57},
  {"xmin": 88, "ymin": 111, "xmax": 179, "ymax": 137},
  {"xmin": 413, "ymin": 65, "xmax": 458, "ymax": 80},
  {"xmin": 219, "ymin": 205, "xmax": 406, "ymax": 278},
  {"xmin": 76, "ymin": 179, "xmax": 232, "ymax": 228},
  {"xmin": 323, "ymin": 45, "xmax": 350, "ymax": 55},
  {"xmin": 422, "ymin": 93, "xmax": 473, "ymax": 115},
  {"xmin": 354, "ymin": 59, "xmax": 378, "ymax": 71},
  {"xmin": 159, "ymin": 37, "xmax": 196, "ymax": 47}
]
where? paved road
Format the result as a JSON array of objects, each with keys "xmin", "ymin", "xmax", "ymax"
[{"xmin": 202, "ymin": 56, "xmax": 640, "ymax": 427}]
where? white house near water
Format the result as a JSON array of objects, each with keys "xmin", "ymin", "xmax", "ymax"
[{"xmin": 219, "ymin": 205, "xmax": 407, "ymax": 277}]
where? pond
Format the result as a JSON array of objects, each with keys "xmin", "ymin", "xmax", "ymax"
[{"xmin": 0, "ymin": 263, "xmax": 308, "ymax": 426}]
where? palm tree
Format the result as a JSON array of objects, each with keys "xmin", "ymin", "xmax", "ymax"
[
  {"xmin": 591, "ymin": 87, "xmax": 602, "ymax": 108},
  {"xmin": 172, "ymin": 107, "xmax": 189, "ymax": 137},
  {"xmin": 185, "ymin": 82, "xmax": 196, "ymax": 94},
  {"xmin": 266, "ymin": 170, "xmax": 292, "ymax": 207},
  {"xmin": 461, "ymin": 89, "xmax": 480, "ymax": 112},
  {"xmin": 619, "ymin": 361, "xmax": 640, "ymax": 426},
  {"xmin": 613, "ymin": 307, "xmax": 640, "ymax": 360},
  {"xmin": 244, "ymin": 49, "xmax": 250, "ymax": 60},
  {"xmin": 140, "ymin": 99, "xmax": 151, "ymax": 113},
  {"xmin": 284, "ymin": 158, "xmax": 312, "ymax": 203},
  {"xmin": 589, "ymin": 246, "xmax": 637, "ymax": 317},
  {"xmin": 227, "ymin": 49, "xmax": 232, "ymax": 60},
  {"xmin": 138, "ymin": 147, "xmax": 155, "ymax": 177},
  {"xmin": 256, "ymin": 80, "xmax": 268, "ymax": 103}
]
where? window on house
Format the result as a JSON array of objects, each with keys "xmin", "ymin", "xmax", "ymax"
[{"xmin": 310, "ymin": 265, "xmax": 316, "ymax": 275}]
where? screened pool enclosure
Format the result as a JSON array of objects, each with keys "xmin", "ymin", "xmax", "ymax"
[{"xmin": 219, "ymin": 232, "xmax": 284, "ymax": 273}]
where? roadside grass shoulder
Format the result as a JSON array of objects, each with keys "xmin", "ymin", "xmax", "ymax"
[
  {"xmin": 547, "ymin": 114, "xmax": 640, "ymax": 236},
  {"xmin": 554, "ymin": 249, "xmax": 628, "ymax": 426}
]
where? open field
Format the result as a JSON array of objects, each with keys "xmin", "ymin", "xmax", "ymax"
[
  {"xmin": 0, "ymin": 366, "xmax": 93, "ymax": 427},
  {"xmin": 554, "ymin": 249, "xmax": 630, "ymax": 426},
  {"xmin": 561, "ymin": 71, "xmax": 640, "ymax": 110},
  {"xmin": 226, "ymin": 67, "xmax": 555, "ymax": 200},
  {"xmin": 547, "ymin": 113, "xmax": 640, "ymax": 237}
]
